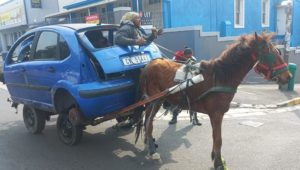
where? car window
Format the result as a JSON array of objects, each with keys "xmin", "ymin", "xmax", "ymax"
[
  {"xmin": 58, "ymin": 35, "xmax": 70, "ymax": 60},
  {"xmin": 84, "ymin": 29, "xmax": 117, "ymax": 49},
  {"xmin": 34, "ymin": 31, "xmax": 58, "ymax": 60},
  {"xmin": 85, "ymin": 30, "xmax": 109, "ymax": 49},
  {"xmin": 9, "ymin": 35, "xmax": 34, "ymax": 64}
]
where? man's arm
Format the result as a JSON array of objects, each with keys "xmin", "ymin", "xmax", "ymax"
[
  {"xmin": 143, "ymin": 28, "xmax": 163, "ymax": 43},
  {"xmin": 115, "ymin": 25, "xmax": 137, "ymax": 46}
]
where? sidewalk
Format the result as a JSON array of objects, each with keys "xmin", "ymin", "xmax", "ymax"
[{"xmin": 232, "ymin": 83, "xmax": 300, "ymax": 108}]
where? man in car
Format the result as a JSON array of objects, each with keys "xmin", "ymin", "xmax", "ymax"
[
  {"xmin": 115, "ymin": 12, "xmax": 162, "ymax": 46},
  {"xmin": 114, "ymin": 12, "xmax": 162, "ymax": 129},
  {"xmin": 167, "ymin": 47, "xmax": 202, "ymax": 126}
]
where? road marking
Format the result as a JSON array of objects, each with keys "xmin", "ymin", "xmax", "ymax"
[{"xmin": 238, "ymin": 90, "xmax": 257, "ymax": 95}]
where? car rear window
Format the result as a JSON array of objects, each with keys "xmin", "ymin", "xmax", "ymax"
[{"xmin": 81, "ymin": 29, "xmax": 116, "ymax": 49}]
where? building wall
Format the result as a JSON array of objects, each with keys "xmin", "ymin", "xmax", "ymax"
[
  {"xmin": 0, "ymin": 0, "xmax": 27, "ymax": 30},
  {"xmin": 0, "ymin": 0, "xmax": 59, "ymax": 51},
  {"xmin": 154, "ymin": 26, "xmax": 300, "ymax": 83},
  {"xmin": 163, "ymin": 0, "xmax": 282, "ymax": 36},
  {"xmin": 142, "ymin": 0, "xmax": 163, "ymax": 28},
  {"xmin": 24, "ymin": 0, "xmax": 59, "ymax": 26}
]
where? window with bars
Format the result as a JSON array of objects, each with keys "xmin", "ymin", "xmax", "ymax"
[
  {"xmin": 262, "ymin": 0, "xmax": 270, "ymax": 27},
  {"xmin": 234, "ymin": 0, "xmax": 244, "ymax": 28}
]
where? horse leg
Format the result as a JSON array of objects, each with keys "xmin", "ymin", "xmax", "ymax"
[
  {"xmin": 144, "ymin": 102, "xmax": 161, "ymax": 160},
  {"xmin": 210, "ymin": 113, "xmax": 225, "ymax": 170}
]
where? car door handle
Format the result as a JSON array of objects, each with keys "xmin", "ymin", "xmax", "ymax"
[{"xmin": 47, "ymin": 67, "xmax": 55, "ymax": 73}]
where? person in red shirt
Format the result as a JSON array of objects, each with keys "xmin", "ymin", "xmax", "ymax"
[
  {"xmin": 167, "ymin": 47, "xmax": 201, "ymax": 125},
  {"xmin": 173, "ymin": 47, "xmax": 195, "ymax": 62}
]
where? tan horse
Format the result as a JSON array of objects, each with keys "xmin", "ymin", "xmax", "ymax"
[{"xmin": 135, "ymin": 33, "xmax": 291, "ymax": 169}]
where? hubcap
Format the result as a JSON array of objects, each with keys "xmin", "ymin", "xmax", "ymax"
[
  {"xmin": 25, "ymin": 110, "xmax": 35, "ymax": 126},
  {"xmin": 61, "ymin": 117, "xmax": 73, "ymax": 138}
]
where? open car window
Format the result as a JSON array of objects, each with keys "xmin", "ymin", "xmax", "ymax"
[
  {"xmin": 78, "ymin": 28, "xmax": 117, "ymax": 50},
  {"xmin": 9, "ymin": 35, "xmax": 35, "ymax": 64}
]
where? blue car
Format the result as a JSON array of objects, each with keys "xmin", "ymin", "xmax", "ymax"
[{"xmin": 3, "ymin": 24, "xmax": 162, "ymax": 145}]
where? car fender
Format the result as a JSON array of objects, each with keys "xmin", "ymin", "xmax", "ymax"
[{"xmin": 51, "ymin": 80, "xmax": 80, "ymax": 113}]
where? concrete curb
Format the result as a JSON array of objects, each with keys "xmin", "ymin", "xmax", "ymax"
[
  {"xmin": 231, "ymin": 97, "xmax": 300, "ymax": 109},
  {"xmin": 277, "ymin": 97, "xmax": 300, "ymax": 107}
]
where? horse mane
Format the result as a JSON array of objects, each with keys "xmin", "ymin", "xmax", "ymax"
[{"xmin": 209, "ymin": 34, "xmax": 255, "ymax": 85}]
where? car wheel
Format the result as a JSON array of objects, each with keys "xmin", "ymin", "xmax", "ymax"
[
  {"xmin": 23, "ymin": 105, "xmax": 46, "ymax": 134},
  {"xmin": 57, "ymin": 113, "xmax": 83, "ymax": 145}
]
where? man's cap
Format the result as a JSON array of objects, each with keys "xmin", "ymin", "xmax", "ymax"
[{"xmin": 120, "ymin": 12, "xmax": 139, "ymax": 24}]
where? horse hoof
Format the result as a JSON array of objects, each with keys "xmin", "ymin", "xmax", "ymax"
[
  {"xmin": 216, "ymin": 166, "xmax": 225, "ymax": 170},
  {"xmin": 215, "ymin": 158, "xmax": 228, "ymax": 170},
  {"xmin": 146, "ymin": 153, "xmax": 161, "ymax": 160}
]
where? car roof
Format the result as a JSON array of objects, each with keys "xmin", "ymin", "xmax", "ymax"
[
  {"xmin": 59, "ymin": 23, "xmax": 119, "ymax": 30},
  {"xmin": 27, "ymin": 24, "xmax": 119, "ymax": 34}
]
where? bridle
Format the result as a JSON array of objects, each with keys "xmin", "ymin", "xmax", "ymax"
[{"xmin": 252, "ymin": 43, "xmax": 288, "ymax": 80}]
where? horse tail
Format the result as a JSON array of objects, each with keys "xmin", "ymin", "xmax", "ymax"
[
  {"xmin": 135, "ymin": 67, "xmax": 148, "ymax": 144},
  {"xmin": 134, "ymin": 110, "xmax": 144, "ymax": 144}
]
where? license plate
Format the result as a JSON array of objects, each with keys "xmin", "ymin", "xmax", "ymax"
[{"xmin": 122, "ymin": 54, "xmax": 150, "ymax": 66}]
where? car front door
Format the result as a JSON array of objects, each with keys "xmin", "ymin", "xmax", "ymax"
[{"xmin": 4, "ymin": 34, "xmax": 35, "ymax": 102}]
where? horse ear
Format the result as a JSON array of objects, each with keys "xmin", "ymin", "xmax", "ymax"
[{"xmin": 262, "ymin": 32, "xmax": 275, "ymax": 42}]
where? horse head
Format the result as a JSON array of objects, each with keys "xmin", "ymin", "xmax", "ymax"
[{"xmin": 252, "ymin": 32, "xmax": 292, "ymax": 84}]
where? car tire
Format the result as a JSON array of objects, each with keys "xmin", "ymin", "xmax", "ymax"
[
  {"xmin": 57, "ymin": 113, "xmax": 83, "ymax": 145},
  {"xmin": 23, "ymin": 105, "xmax": 46, "ymax": 134}
]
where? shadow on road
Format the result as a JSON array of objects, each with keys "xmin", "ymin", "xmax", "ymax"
[
  {"xmin": 0, "ymin": 119, "xmax": 164, "ymax": 170},
  {"xmin": 156, "ymin": 123, "xmax": 193, "ymax": 163}
]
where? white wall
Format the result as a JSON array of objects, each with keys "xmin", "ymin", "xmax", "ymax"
[
  {"xmin": 0, "ymin": 0, "xmax": 27, "ymax": 30},
  {"xmin": 23, "ymin": 0, "xmax": 59, "ymax": 25}
]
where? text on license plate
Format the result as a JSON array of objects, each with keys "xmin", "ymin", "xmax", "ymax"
[{"xmin": 122, "ymin": 54, "xmax": 150, "ymax": 65}]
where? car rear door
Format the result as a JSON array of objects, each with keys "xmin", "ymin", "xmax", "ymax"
[{"xmin": 24, "ymin": 30, "xmax": 72, "ymax": 105}]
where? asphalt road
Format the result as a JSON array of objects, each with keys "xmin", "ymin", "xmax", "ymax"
[{"xmin": 1, "ymin": 84, "xmax": 300, "ymax": 170}]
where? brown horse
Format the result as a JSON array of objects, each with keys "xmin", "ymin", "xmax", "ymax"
[{"xmin": 135, "ymin": 32, "xmax": 291, "ymax": 169}]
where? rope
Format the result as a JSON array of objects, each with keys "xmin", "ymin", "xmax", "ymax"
[
  {"xmin": 155, "ymin": 43, "xmax": 176, "ymax": 55},
  {"xmin": 155, "ymin": 43, "xmax": 175, "ymax": 59}
]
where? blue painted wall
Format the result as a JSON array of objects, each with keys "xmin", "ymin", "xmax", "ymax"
[
  {"xmin": 291, "ymin": 0, "xmax": 300, "ymax": 47},
  {"xmin": 163, "ymin": 0, "xmax": 282, "ymax": 36}
]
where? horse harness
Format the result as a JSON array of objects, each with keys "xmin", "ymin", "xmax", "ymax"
[
  {"xmin": 253, "ymin": 44, "xmax": 288, "ymax": 80},
  {"xmin": 174, "ymin": 60, "xmax": 237, "ymax": 116}
]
